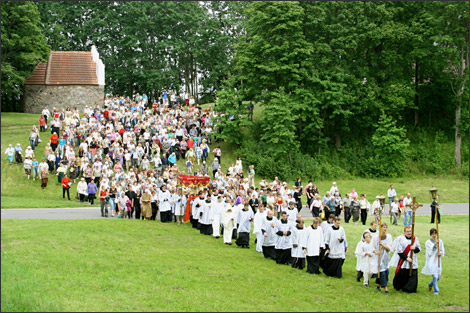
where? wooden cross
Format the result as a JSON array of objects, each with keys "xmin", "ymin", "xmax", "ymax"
[{"xmin": 405, "ymin": 196, "xmax": 423, "ymax": 275}]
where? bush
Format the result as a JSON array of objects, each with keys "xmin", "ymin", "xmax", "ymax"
[
  {"xmin": 408, "ymin": 130, "xmax": 457, "ymax": 175},
  {"xmin": 368, "ymin": 113, "xmax": 410, "ymax": 177},
  {"xmin": 239, "ymin": 139, "xmax": 351, "ymax": 181}
]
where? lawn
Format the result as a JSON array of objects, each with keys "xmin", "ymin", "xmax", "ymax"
[
  {"xmin": 1, "ymin": 215, "xmax": 468, "ymax": 312},
  {"xmin": 1, "ymin": 112, "xmax": 469, "ymax": 209}
]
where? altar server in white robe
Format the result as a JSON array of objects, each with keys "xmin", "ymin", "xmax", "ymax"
[
  {"xmin": 170, "ymin": 188, "xmax": 181, "ymax": 223},
  {"xmin": 231, "ymin": 200, "xmax": 242, "ymax": 240},
  {"xmin": 261, "ymin": 210, "xmax": 278, "ymax": 260},
  {"xmin": 211, "ymin": 195, "xmax": 224, "ymax": 238},
  {"xmin": 274, "ymin": 211, "xmax": 295, "ymax": 265},
  {"xmin": 372, "ymin": 222, "xmax": 392, "ymax": 294},
  {"xmin": 235, "ymin": 203, "xmax": 254, "ymax": 248},
  {"xmin": 422, "ymin": 228, "xmax": 445, "ymax": 295},
  {"xmin": 253, "ymin": 205, "xmax": 267, "ymax": 252},
  {"xmin": 322, "ymin": 217, "xmax": 347, "ymax": 278},
  {"xmin": 199, "ymin": 194, "xmax": 213, "ymax": 235},
  {"xmin": 285, "ymin": 201, "xmax": 297, "ymax": 224},
  {"xmin": 356, "ymin": 232, "xmax": 374, "ymax": 287},
  {"xmin": 291, "ymin": 219, "xmax": 308, "ymax": 270},
  {"xmin": 303, "ymin": 217, "xmax": 324, "ymax": 274},
  {"xmin": 158, "ymin": 184, "xmax": 172, "ymax": 222},
  {"xmin": 222, "ymin": 199, "xmax": 236, "ymax": 245},
  {"xmin": 191, "ymin": 192, "xmax": 205, "ymax": 228},
  {"xmin": 356, "ymin": 221, "xmax": 380, "ymax": 282},
  {"xmin": 320, "ymin": 213, "xmax": 335, "ymax": 268}
]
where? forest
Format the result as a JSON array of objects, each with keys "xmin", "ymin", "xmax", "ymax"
[{"xmin": 1, "ymin": 1, "xmax": 468, "ymax": 179}]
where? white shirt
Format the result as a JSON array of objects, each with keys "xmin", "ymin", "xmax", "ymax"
[{"xmin": 403, "ymin": 196, "xmax": 412, "ymax": 212}]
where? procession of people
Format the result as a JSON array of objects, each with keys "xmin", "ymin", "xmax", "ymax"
[{"xmin": 5, "ymin": 90, "xmax": 445, "ymax": 295}]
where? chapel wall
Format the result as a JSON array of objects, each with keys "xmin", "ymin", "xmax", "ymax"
[{"xmin": 22, "ymin": 85, "xmax": 104, "ymax": 114}]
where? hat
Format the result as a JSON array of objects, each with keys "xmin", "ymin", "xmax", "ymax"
[
  {"xmin": 376, "ymin": 195, "xmax": 380, "ymax": 199},
  {"xmin": 333, "ymin": 182, "xmax": 337, "ymax": 185},
  {"xmin": 27, "ymin": 146, "xmax": 31, "ymax": 149},
  {"xmin": 283, "ymin": 182, "xmax": 287, "ymax": 185}
]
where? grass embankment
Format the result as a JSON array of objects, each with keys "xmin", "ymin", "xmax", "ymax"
[
  {"xmin": 1, "ymin": 112, "xmax": 469, "ymax": 209},
  {"xmin": 1, "ymin": 216, "xmax": 468, "ymax": 311}
]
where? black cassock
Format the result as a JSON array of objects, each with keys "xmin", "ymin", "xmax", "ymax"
[{"xmin": 393, "ymin": 268, "xmax": 418, "ymax": 293}]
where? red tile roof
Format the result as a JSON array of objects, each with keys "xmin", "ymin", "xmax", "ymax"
[{"xmin": 25, "ymin": 51, "xmax": 98, "ymax": 85}]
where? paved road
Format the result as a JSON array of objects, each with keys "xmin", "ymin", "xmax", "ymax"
[{"xmin": 1, "ymin": 203, "xmax": 468, "ymax": 219}]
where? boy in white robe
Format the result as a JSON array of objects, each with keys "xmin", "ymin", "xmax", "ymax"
[
  {"xmin": 158, "ymin": 185, "xmax": 172, "ymax": 222},
  {"xmin": 356, "ymin": 232, "xmax": 374, "ymax": 287},
  {"xmin": 274, "ymin": 211, "xmax": 295, "ymax": 265},
  {"xmin": 322, "ymin": 217, "xmax": 347, "ymax": 278},
  {"xmin": 422, "ymin": 228, "xmax": 445, "ymax": 295},
  {"xmin": 221, "ymin": 199, "xmax": 236, "ymax": 245},
  {"xmin": 261, "ymin": 210, "xmax": 278, "ymax": 260},
  {"xmin": 235, "ymin": 203, "xmax": 254, "ymax": 248},
  {"xmin": 356, "ymin": 221, "xmax": 379, "ymax": 282},
  {"xmin": 211, "ymin": 196, "xmax": 224, "ymax": 238},
  {"xmin": 285, "ymin": 201, "xmax": 297, "ymax": 224},
  {"xmin": 170, "ymin": 189, "xmax": 180, "ymax": 223},
  {"xmin": 320, "ymin": 214, "xmax": 335, "ymax": 268},
  {"xmin": 303, "ymin": 218, "xmax": 324, "ymax": 274},
  {"xmin": 191, "ymin": 192, "xmax": 205, "ymax": 228},
  {"xmin": 253, "ymin": 205, "xmax": 267, "ymax": 252},
  {"xmin": 291, "ymin": 220, "xmax": 308, "ymax": 270},
  {"xmin": 372, "ymin": 222, "xmax": 392, "ymax": 294},
  {"xmin": 199, "ymin": 195, "xmax": 213, "ymax": 235}
]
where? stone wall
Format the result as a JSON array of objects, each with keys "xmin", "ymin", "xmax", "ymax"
[{"xmin": 22, "ymin": 85, "xmax": 104, "ymax": 114}]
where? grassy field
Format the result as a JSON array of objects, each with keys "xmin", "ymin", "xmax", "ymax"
[
  {"xmin": 1, "ymin": 112, "xmax": 469, "ymax": 209},
  {"xmin": 1, "ymin": 215, "xmax": 468, "ymax": 312}
]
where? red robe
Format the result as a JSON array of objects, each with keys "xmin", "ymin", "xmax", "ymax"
[{"xmin": 184, "ymin": 195, "xmax": 198, "ymax": 223}]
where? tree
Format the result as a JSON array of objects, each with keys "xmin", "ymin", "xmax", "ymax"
[
  {"xmin": 370, "ymin": 113, "xmax": 410, "ymax": 177},
  {"xmin": 1, "ymin": 1, "xmax": 49, "ymax": 111},
  {"xmin": 432, "ymin": 2, "xmax": 469, "ymax": 168}
]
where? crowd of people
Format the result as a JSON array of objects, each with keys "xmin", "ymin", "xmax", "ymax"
[{"xmin": 5, "ymin": 90, "xmax": 445, "ymax": 295}]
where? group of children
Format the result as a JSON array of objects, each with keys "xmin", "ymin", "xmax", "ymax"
[{"xmin": 354, "ymin": 220, "xmax": 445, "ymax": 295}]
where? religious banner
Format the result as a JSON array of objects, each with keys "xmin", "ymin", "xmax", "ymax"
[{"xmin": 177, "ymin": 174, "xmax": 211, "ymax": 188}]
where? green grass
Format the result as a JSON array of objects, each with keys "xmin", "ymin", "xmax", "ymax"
[
  {"xmin": 1, "ymin": 112, "xmax": 469, "ymax": 208},
  {"xmin": 1, "ymin": 216, "xmax": 468, "ymax": 311}
]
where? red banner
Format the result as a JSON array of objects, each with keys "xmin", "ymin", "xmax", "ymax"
[{"xmin": 177, "ymin": 174, "xmax": 211, "ymax": 188}]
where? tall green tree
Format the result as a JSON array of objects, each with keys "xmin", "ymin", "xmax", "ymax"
[
  {"xmin": 431, "ymin": 1, "xmax": 469, "ymax": 168},
  {"xmin": 1, "ymin": 1, "xmax": 49, "ymax": 111}
]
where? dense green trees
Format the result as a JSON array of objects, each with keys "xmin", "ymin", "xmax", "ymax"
[
  {"xmin": 219, "ymin": 1, "xmax": 468, "ymax": 178},
  {"xmin": 1, "ymin": 1, "xmax": 49, "ymax": 111}
]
